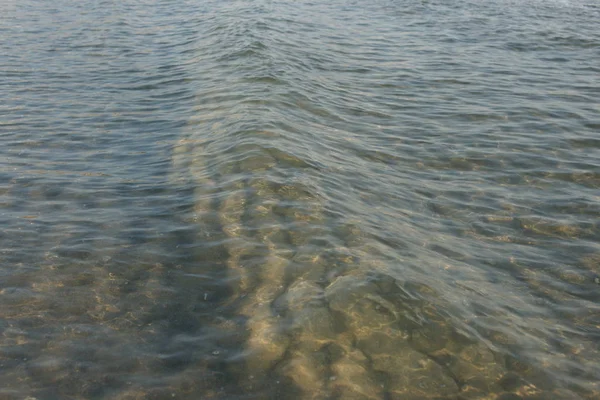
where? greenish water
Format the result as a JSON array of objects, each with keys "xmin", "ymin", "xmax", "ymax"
[{"xmin": 1, "ymin": 0, "xmax": 599, "ymax": 399}]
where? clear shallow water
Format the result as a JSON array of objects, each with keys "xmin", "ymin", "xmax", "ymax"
[{"xmin": 1, "ymin": 0, "xmax": 599, "ymax": 399}]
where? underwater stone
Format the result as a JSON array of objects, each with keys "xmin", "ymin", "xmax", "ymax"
[
  {"xmin": 246, "ymin": 202, "xmax": 278, "ymax": 224},
  {"xmin": 326, "ymin": 274, "xmax": 404, "ymax": 339},
  {"xmin": 277, "ymin": 184, "xmax": 316, "ymax": 202},
  {"xmin": 330, "ymin": 349, "xmax": 383, "ymax": 400},
  {"xmin": 192, "ymin": 186, "xmax": 215, "ymax": 215},
  {"xmin": 276, "ymin": 281, "xmax": 334, "ymax": 345},
  {"xmin": 356, "ymin": 329, "xmax": 410, "ymax": 357},
  {"xmin": 190, "ymin": 153, "xmax": 213, "ymax": 178},
  {"xmin": 258, "ymin": 228, "xmax": 289, "ymax": 252},
  {"xmin": 556, "ymin": 269, "xmax": 588, "ymax": 285},
  {"xmin": 239, "ymin": 153, "xmax": 276, "ymax": 172},
  {"xmin": 346, "ymin": 293, "xmax": 400, "ymax": 332},
  {"xmin": 245, "ymin": 313, "xmax": 289, "ymax": 374},
  {"xmin": 279, "ymin": 280, "xmax": 324, "ymax": 311},
  {"xmin": 326, "ymin": 274, "xmax": 379, "ymax": 313},
  {"xmin": 290, "ymin": 306, "xmax": 335, "ymax": 349},
  {"xmin": 216, "ymin": 160, "xmax": 238, "ymax": 176},
  {"xmin": 410, "ymin": 319, "xmax": 451, "ymax": 354},
  {"xmin": 458, "ymin": 374, "xmax": 503, "ymax": 397},
  {"xmin": 503, "ymin": 355, "xmax": 555, "ymax": 392},
  {"xmin": 292, "ymin": 206, "xmax": 326, "ymax": 224},
  {"xmin": 335, "ymin": 221, "xmax": 367, "ymax": 248},
  {"xmin": 247, "ymin": 178, "xmax": 276, "ymax": 198},
  {"xmin": 219, "ymin": 187, "xmax": 246, "ymax": 221},
  {"xmin": 288, "ymin": 222, "xmax": 327, "ymax": 247},
  {"xmin": 289, "ymin": 247, "xmax": 328, "ymax": 281},
  {"xmin": 496, "ymin": 393, "xmax": 523, "ymax": 400},
  {"xmin": 259, "ymin": 255, "xmax": 289, "ymax": 287},
  {"xmin": 498, "ymin": 371, "xmax": 526, "ymax": 392},
  {"xmin": 267, "ymin": 147, "xmax": 313, "ymax": 169},
  {"xmin": 278, "ymin": 350, "xmax": 328, "ymax": 400},
  {"xmin": 247, "ymin": 200, "xmax": 288, "ymax": 250},
  {"xmin": 372, "ymin": 349, "xmax": 458, "ymax": 399},
  {"xmin": 238, "ymin": 243, "xmax": 290, "ymax": 375},
  {"xmin": 458, "ymin": 343, "xmax": 496, "ymax": 367},
  {"xmin": 457, "ymin": 384, "xmax": 491, "ymax": 400}
]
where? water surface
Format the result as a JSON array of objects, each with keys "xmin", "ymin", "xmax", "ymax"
[{"xmin": 1, "ymin": 0, "xmax": 599, "ymax": 399}]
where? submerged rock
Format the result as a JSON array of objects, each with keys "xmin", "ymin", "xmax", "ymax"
[
  {"xmin": 277, "ymin": 350, "xmax": 328, "ymax": 400},
  {"xmin": 372, "ymin": 348, "xmax": 459, "ymax": 399},
  {"xmin": 335, "ymin": 220, "xmax": 367, "ymax": 248},
  {"xmin": 327, "ymin": 274, "xmax": 399, "ymax": 333},
  {"xmin": 219, "ymin": 189, "xmax": 246, "ymax": 227},
  {"xmin": 447, "ymin": 343, "xmax": 505, "ymax": 396},
  {"xmin": 288, "ymin": 246, "xmax": 331, "ymax": 283},
  {"xmin": 278, "ymin": 280, "xmax": 324, "ymax": 311},
  {"xmin": 239, "ymin": 152, "xmax": 277, "ymax": 173},
  {"xmin": 244, "ymin": 313, "xmax": 289, "ymax": 374},
  {"xmin": 329, "ymin": 348, "xmax": 383, "ymax": 400},
  {"xmin": 356, "ymin": 329, "xmax": 410, "ymax": 358},
  {"xmin": 276, "ymin": 281, "xmax": 335, "ymax": 351},
  {"xmin": 410, "ymin": 318, "xmax": 452, "ymax": 354},
  {"xmin": 326, "ymin": 274, "xmax": 378, "ymax": 313}
]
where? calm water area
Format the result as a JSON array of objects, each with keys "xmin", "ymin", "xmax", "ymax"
[{"xmin": 1, "ymin": 0, "xmax": 599, "ymax": 399}]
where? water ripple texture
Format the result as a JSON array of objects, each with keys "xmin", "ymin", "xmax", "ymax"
[{"xmin": 1, "ymin": 0, "xmax": 599, "ymax": 399}]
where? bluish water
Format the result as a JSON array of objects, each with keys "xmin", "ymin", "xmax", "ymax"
[{"xmin": 1, "ymin": 0, "xmax": 599, "ymax": 399}]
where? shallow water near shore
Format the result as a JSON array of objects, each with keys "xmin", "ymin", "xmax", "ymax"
[{"xmin": 1, "ymin": 0, "xmax": 600, "ymax": 399}]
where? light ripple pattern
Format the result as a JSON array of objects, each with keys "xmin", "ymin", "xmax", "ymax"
[{"xmin": 1, "ymin": 0, "xmax": 599, "ymax": 399}]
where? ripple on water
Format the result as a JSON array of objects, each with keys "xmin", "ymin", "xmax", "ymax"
[{"xmin": 1, "ymin": 0, "xmax": 600, "ymax": 398}]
